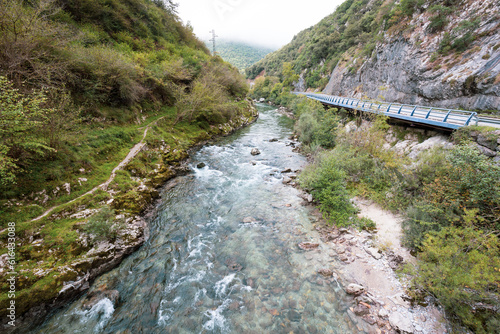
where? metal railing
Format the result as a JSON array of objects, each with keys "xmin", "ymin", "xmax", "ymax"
[{"xmin": 297, "ymin": 93, "xmax": 479, "ymax": 130}]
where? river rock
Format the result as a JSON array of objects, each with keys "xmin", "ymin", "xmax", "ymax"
[
  {"xmin": 196, "ymin": 162, "xmax": 206, "ymax": 168},
  {"xmin": 251, "ymin": 148, "xmax": 261, "ymax": 155},
  {"xmin": 288, "ymin": 309, "xmax": 302, "ymax": 322},
  {"xmin": 364, "ymin": 247, "xmax": 382, "ymax": 260},
  {"xmin": 317, "ymin": 268, "xmax": 333, "ymax": 277},
  {"xmin": 378, "ymin": 308, "xmax": 389, "ymax": 318},
  {"xmin": 269, "ymin": 138, "xmax": 279, "ymax": 142},
  {"xmin": 389, "ymin": 312, "xmax": 415, "ymax": 333},
  {"xmin": 346, "ymin": 283, "xmax": 365, "ymax": 296},
  {"xmin": 353, "ymin": 304, "xmax": 370, "ymax": 316},
  {"xmin": 298, "ymin": 242, "xmax": 319, "ymax": 250}
]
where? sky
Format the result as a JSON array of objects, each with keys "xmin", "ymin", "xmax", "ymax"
[{"xmin": 177, "ymin": 0, "xmax": 346, "ymax": 50}]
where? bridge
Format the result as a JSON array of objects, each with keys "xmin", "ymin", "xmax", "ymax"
[{"xmin": 296, "ymin": 92, "xmax": 499, "ymax": 130}]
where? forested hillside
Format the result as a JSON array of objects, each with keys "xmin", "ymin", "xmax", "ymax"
[
  {"xmin": 206, "ymin": 40, "xmax": 274, "ymax": 71},
  {"xmin": 0, "ymin": 0, "xmax": 253, "ymax": 328},
  {"xmin": 248, "ymin": 0, "xmax": 500, "ymax": 111}
]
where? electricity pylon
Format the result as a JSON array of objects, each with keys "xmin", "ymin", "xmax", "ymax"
[{"xmin": 209, "ymin": 29, "xmax": 218, "ymax": 56}]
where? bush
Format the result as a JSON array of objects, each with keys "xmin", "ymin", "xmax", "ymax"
[
  {"xmin": 294, "ymin": 99, "xmax": 339, "ymax": 149},
  {"xmin": 84, "ymin": 206, "xmax": 123, "ymax": 242},
  {"xmin": 410, "ymin": 213, "xmax": 500, "ymax": 333},
  {"xmin": 299, "ymin": 151, "xmax": 357, "ymax": 226},
  {"xmin": 403, "ymin": 144, "xmax": 500, "ymax": 249},
  {"xmin": 427, "ymin": 5, "xmax": 452, "ymax": 33}
]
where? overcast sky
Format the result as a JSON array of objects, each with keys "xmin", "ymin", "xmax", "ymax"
[{"xmin": 177, "ymin": 0, "xmax": 346, "ymax": 49}]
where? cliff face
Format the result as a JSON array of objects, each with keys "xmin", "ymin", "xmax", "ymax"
[
  {"xmin": 248, "ymin": 0, "xmax": 500, "ymax": 112},
  {"xmin": 324, "ymin": 0, "xmax": 500, "ymax": 111}
]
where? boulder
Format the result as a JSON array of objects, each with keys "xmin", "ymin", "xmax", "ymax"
[
  {"xmin": 353, "ymin": 304, "xmax": 370, "ymax": 316},
  {"xmin": 346, "ymin": 283, "xmax": 365, "ymax": 296},
  {"xmin": 477, "ymin": 133, "xmax": 498, "ymax": 151},
  {"xmin": 407, "ymin": 135, "xmax": 452, "ymax": 160},
  {"xmin": 389, "ymin": 312, "xmax": 415, "ymax": 333},
  {"xmin": 476, "ymin": 143, "xmax": 497, "ymax": 157},
  {"xmin": 196, "ymin": 162, "xmax": 206, "ymax": 169},
  {"xmin": 250, "ymin": 148, "xmax": 261, "ymax": 156}
]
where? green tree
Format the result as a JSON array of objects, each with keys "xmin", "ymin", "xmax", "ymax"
[
  {"xmin": 282, "ymin": 62, "xmax": 299, "ymax": 88},
  {"xmin": 0, "ymin": 76, "xmax": 54, "ymax": 186}
]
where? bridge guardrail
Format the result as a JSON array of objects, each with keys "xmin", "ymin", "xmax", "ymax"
[{"xmin": 296, "ymin": 92, "xmax": 479, "ymax": 130}]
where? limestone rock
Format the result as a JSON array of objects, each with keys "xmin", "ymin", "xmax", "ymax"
[
  {"xmin": 353, "ymin": 304, "xmax": 371, "ymax": 316},
  {"xmin": 477, "ymin": 134, "xmax": 498, "ymax": 151},
  {"xmin": 476, "ymin": 143, "xmax": 497, "ymax": 157},
  {"xmin": 298, "ymin": 242, "xmax": 319, "ymax": 250},
  {"xmin": 389, "ymin": 312, "xmax": 415, "ymax": 333},
  {"xmin": 250, "ymin": 148, "xmax": 261, "ymax": 156},
  {"xmin": 378, "ymin": 308, "xmax": 389, "ymax": 318},
  {"xmin": 346, "ymin": 283, "xmax": 365, "ymax": 296},
  {"xmin": 407, "ymin": 135, "xmax": 452, "ymax": 160},
  {"xmin": 364, "ymin": 247, "xmax": 382, "ymax": 260},
  {"xmin": 317, "ymin": 268, "xmax": 333, "ymax": 277}
]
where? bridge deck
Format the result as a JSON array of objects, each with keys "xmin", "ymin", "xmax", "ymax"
[{"xmin": 298, "ymin": 93, "xmax": 478, "ymax": 130}]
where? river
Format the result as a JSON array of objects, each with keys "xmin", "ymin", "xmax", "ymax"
[{"xmin": 33, "ymin": 104, "xmax": 367, "ymax": 334}]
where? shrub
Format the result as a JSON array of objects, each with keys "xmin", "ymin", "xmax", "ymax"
[
  {"xmin": 410, "ymin": 213, "xmax": 500, "ymax": 333},
  {"xmin": 293, "ymin": 99, "xmax": 339, "ymax": 149},
  {"xmin": 403, "ymin": 144, "xmax": 500, "ymax": 249},
  {"xmin": 84, "ymin": 206, "xmax": 123, "ymax": 242},
  {"xmin": 427, "ymin": 5, "xmax": 452, "ymax": 33},
  {"xmin": 299, "ymin": 151, "xmax": 357, "ymax": 226}
]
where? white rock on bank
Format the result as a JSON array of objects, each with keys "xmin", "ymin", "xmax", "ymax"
[
  {"xmin": 389, "ymin": 311, "xmax": 415, "ymax": 333},
  {"xmin": 407, "ymin": 135, "xmax": 453, "ymax": 159}
]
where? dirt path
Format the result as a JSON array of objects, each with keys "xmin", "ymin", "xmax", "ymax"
[
  {"xmin": 31, "ymin": 123, "xmax": 154, "ymax": 222},
  {"xmin": 333, "ymin": 197, "xmax": 447, "ymax": 333}
]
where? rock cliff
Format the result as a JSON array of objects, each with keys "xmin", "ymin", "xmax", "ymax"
[{"xmin": 324, "ymin": 0, "xmax": 500, "ymax": 111}]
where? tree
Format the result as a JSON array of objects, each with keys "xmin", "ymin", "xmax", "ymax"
[
  {"xmin": 0, "ymin": 76, "xmax": 53, "ymax": 185},
  {"xmin": 282, "ymin": 62, "xmax": 299, "ymax": 88}
]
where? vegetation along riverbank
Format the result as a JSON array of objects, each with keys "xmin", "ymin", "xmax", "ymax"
[
  {"xmin": 259, "ymin": 92, "xmax": 500, "ymax": 333},
  {"xmin": 248, "ymin": 1, "xmax": 500, "ymax": 330},
  {"xmin": 0, "ymin": 0, "xmax": 257, "ymax": 330}
]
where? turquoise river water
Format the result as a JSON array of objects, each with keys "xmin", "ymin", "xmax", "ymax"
[{"xmin": 33, "ymin": 105, "xmax": 369, "ymax": 334}]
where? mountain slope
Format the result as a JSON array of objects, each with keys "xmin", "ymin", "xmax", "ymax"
[
  {"xmin": 207, "ymin": 40, "xmax": 274, "ymax": 70},
  {"xmin": 248, "ymin": 0, "xmax": 500, "ymax": 111}
]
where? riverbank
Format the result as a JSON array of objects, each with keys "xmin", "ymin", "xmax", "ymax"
[{"xmin": 0, "ymin": 101, "xmax": 258, "ymax": 332}]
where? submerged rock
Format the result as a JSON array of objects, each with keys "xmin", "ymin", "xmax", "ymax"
[
  {"xmin": 317, "ymin": 268, "xmax": 334, "ymax": 277},
  {"xmin": 298, "ymin": 242, "xmax": 319, "ymax": 250}
]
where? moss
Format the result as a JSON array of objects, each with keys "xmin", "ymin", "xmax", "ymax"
[{"xmin": 162, "ymin": 149, "xmax": 189, "ymax": 164}]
